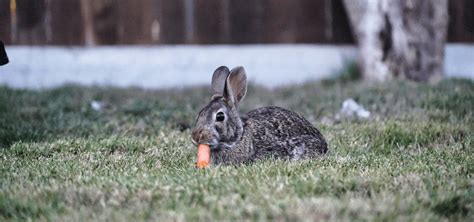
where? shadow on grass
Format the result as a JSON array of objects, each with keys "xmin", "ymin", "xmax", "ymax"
[{"xmin": 432, "ymin": 192, "xmax": 472, "ymax": 218}]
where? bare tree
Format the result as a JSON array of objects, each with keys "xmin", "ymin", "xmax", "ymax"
[{"xmin": 343, "ymin": 0, "xmax": 448, "ymax": 82}]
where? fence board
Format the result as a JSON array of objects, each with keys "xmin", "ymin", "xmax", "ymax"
[
  {"xmin": 448, "ymin": 0, "xmax": 474, "ymax": 42},
  {"xmin": 117, "ymin": 0, "xmax": 155, "ymax": 44},
  {"xmin": 295, "ymin": 0, "xmax": 328, "ymax": 43},
  {"xmin": 15, "ymin": 0, "xmax": 47, "ymax": 44},
  {"xmin": 261, "ymin": 0, "xmax": 297, "ymax": 43},
  {"xmin": 331, "ymin": 0, "xmax": 354, "ymax": 44},
  {"xmin": 194, "ymin": 0, "xmax": 228, "ymax": 44},
  {"xmin": 160, "ymin": 0, "xmax": 186, "ymax": 44},
  {"xmin": 229, "ymin": 0, "xmax": 264, "ymax": 44},
  {"xmin": 91, "ymin": 0, "xmax": 119, "ymax": 45},
  {"xmin": 49, "ymin": 0, "xmax": 84, "ymax": 45},
  {"xmin": 0, "ymin": 0, "xmax": 11, "ymax": 44}
]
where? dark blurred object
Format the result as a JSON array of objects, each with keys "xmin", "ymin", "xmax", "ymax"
[
  {"xmin": 17, "ymin": 0, "xmax": 46, "ymax": 28},
  {"xmin": 0, "ymin": 0, "xmax": 11, "ymax": 44},
  {"xmin": 0, "ymin": 41, "xmax": 8, "ymax": 65},
  {"xmin": 448, "ymin": 0, "xmax": 474, "ymax": 42}
]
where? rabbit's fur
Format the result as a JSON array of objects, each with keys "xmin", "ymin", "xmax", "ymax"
[{"xmin": 192, "ymin": 66, "xmax": 328, "ymax": 165}]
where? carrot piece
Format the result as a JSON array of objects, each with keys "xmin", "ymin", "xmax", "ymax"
[{"xmin": 196, "ymin": 144, "xmax": 210, "ymax": 168}]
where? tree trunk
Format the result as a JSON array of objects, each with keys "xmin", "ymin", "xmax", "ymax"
[{"xmin": 343, "ymin": 0, "xmax": 448, "ymax": 83}]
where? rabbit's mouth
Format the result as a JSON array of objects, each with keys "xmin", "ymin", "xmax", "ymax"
[
  {"xmin": 192, "ymin": 138, "xmax": 220, "ymax": 150},
  {"xmin": 208, "ymin": 139, "xmax": 220, "ymax": 150}
]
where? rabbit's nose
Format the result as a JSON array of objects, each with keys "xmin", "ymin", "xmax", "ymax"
[
  {"xmin": 192, "ymin": 129, "xmax": 203, "ymax": 144},
  {"xmin": 192, "ymin": 128, "xmax": 212, "ymax": 144}
]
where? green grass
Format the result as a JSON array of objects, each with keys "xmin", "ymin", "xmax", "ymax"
[{"xmin": 0, "ymin": 78, "xmax": 473, "ymax": 221}]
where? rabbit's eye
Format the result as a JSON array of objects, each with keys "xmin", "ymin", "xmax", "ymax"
[{"xmin": 216, "ymin": 112, "xmax": 225, "ymax": 122}]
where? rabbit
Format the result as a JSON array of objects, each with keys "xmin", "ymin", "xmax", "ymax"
[{"xmin": 192, "ymin": 66, "xmax": 328, "ymax": 165}]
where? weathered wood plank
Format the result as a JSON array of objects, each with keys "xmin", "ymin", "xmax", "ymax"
[
  {"xmin": 160, "ymin": 0, "xmax": 186, "ymax": 44},
  {"xmin": 15, "ymin": 0, "xmax": 47, "ymax": 45},
  {"xmin": 0, "ymin": 0, "xmax": 11, "ymax": 44},
  {"xmin": 294, "ymin": 0, "xmax": 328, "ymax": 43},
  {"xmin": 49, "ymin": 0, "xmax": 84, "ymax": 45},
  {"xmin": 261, "ymin": 0, "xmax": 297, "ymax": 43},
  {"xmin": 229, "ymin": 0, "xmax": 264, "ymax": 44},
  {"xmin": 194, "ymin": 0, "xmax": 227, "ymax": 44},
  {"xmin": 116, "ymin": 0, "xmax": 154, "ymax": 44}
]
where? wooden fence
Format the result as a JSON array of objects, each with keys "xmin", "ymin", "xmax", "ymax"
[{"xmin": 0, "ymin": 0, "xmax": 473, "ymax": 45}]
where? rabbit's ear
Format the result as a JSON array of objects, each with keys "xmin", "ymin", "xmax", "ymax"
[
  {"xmin": 211, "ymin": 66, "xmax": 230, "ymax": 97},
  {"xmin": 211, "ymin": 66, "xmax": 230, "ymax": 98},
  {"xmin": 225, "ymin": 66, "xmax": 247, "ymax": 105}
]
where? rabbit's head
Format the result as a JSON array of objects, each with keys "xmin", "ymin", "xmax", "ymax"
[{"xmin": 192, "ymin": 66, "xmax": 247, "ymax": 150}]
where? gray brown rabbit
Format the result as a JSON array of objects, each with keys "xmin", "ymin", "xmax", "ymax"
[{"xmin": 192, "ymin": 66, "xmax": 328, "ymax": 165}]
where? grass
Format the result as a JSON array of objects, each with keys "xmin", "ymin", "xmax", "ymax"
[{"xmin": 0, "ymin": 78, "xmax": 473, "ymax": 221}]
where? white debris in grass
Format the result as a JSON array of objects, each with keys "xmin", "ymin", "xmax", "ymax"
[
  {"xmin": 338, "ymin": 98, "xmax": 371, "ymax": 119},
  {"xmin": 321, "ymin": 98, "xmax": 371, "ymax": 125},
  {"xmin": 90, "ymin": 100, "xmax": 103, "ymax": 111}
]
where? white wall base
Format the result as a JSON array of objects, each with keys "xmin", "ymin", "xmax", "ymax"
[{"xmin": 0, "ymin": 44, "xmax": 472, "ymax": 89}]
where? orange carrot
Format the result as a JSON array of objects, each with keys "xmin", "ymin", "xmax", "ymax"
[{"xmin": 196, "ymin": 144, "xmax": 210, "ymax": 168}]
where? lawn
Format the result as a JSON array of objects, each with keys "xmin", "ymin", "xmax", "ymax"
[{"xmin": 0, "ymin": 78, "xmax": 472, "ymax": 221}]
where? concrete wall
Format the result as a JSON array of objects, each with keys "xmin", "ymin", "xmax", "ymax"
[{"xmin": 0, "ymin": 44, "xmax": 472, "ymax": 89}]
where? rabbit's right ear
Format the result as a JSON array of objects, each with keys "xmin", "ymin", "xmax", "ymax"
[
  {"xmin": 225, "ymin": 66, "xmax": 247, "ymax": 106},
  {"xmin": 211, "ymin": 66, "xmax": 230, "ymax": 98}
]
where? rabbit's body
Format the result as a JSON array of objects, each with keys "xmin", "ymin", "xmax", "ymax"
[
  {"xmin": 192, "ymin": 66, "xmax": 328, "ymax": 165},
  {"xmin": 212, "ymin": 106, "xmax": 327, "ymax": 164}
]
